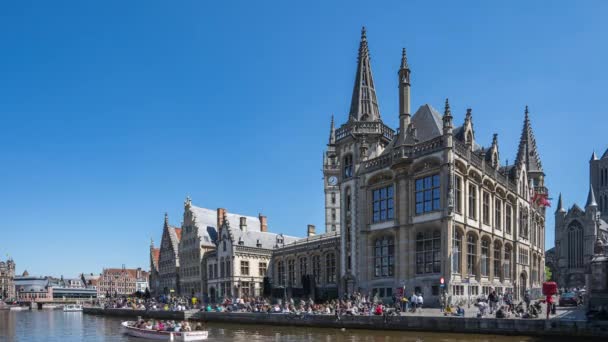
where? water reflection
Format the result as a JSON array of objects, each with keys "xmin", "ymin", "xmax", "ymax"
[{"xmin": 0, "ymin": 310, "xmax": 593, "ymax": 342}]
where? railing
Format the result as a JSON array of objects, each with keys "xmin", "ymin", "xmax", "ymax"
[
  {"xmin": 391, "ymin": 136, "xmax": 444, "ymax": 163},
  {"xmin": 335, "ymin": 122, "xmax": 395, "ymax": 142},
  {"xmin": 364, "ymin": 154, "xmax": 392, "ymax": 170}
]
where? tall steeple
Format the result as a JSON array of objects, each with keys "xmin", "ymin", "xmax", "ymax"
[
  {"xmin": 591, "ymin": 151, "xmax": 598, "ymax": 161},
  {"xmin": 398, "ymin": 48, "xmax": 411, "ymax": 135},
  {"xmin": 515, "ymin": 105, "xmax": 543, "ymax": 174},
  {"xmin": 329, "ymin": 115, "xmax": 336, "ymax": 145},
  {"xmin": 349, "ymin": 27, "xmax": 381, "ymax": 122}
]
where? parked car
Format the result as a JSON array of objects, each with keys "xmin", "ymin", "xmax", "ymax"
[{"xmin": 559, "ymin": 292, "xmax": 579, "ymax": 306}]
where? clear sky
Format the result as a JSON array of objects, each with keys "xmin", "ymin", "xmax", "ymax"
[{"xmin": 0, "ymin": 1, "xmax": 606, "ymax": 277}]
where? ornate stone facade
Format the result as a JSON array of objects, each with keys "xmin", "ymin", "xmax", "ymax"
[
  {"xmin": 157, "ymin": 215, "xmax": 181, "ymax": 295},
  {"xmin": 0, "ymin": 258, "xmax": 15, "ymax": 300},
  {"xmin": 328, "ymin": 28, "xmax": 547, "ymax": 304}
]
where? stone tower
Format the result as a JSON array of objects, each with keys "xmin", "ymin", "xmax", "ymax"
[
  {"xmin": 590, "ymin": 149, "xmax": 608, "ymax": 220},
  {"xmin": 323, "ymin": 115, "xmax": 341, "ymax": 233}
]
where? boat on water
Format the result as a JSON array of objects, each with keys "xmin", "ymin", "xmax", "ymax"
[
  {"xmin": 63, "ymin": 304, "xmax": 83, "ymax": 312},
  {"xmin": 121, "ymin": 321, "xmax": 208, "ymax": 341},
  {"xmin": 9, "ymin": 306, "xmax": 29, "ymax": 311}
]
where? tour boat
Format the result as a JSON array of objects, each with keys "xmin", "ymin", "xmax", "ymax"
[
  {"xmin": 9, "ymin": 306, "xmax": 29, "ymax": 311},
  {"xmin": 121, "ymin": 321, "xmax": 208, "ymax": 341},
  {"xmin": 63, "ymin": 304, "xmax": 83, "ymax": 312}
]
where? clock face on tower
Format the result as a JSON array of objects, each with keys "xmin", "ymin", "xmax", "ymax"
[{"xmin": 328, "ymin": 176, "xmax": 338, "ymax": 186}]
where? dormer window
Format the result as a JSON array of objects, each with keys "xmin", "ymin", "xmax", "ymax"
[
  {"xmin": 238, "ymin": 238, "xmax": 244, "ymax": 246},
  {"xmin": 256, "ymin": 239, "xmax": 262, "ymax": 248}
]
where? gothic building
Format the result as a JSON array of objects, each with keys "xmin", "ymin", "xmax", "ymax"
[
  {"xmin": 157, "ymin": 214, "xmax": 182, "ymax": 295},
  {"xmin": 0, "ymin": 258, "xmax": 15, "ymax": 300},
  {"xmin": 149, "ymin": 240, "xmax": 160, "ymax": 295},
  {"xmin": 325, "ymin": 28, "xmax": 548, "ymax": 303},
  {"xmin": 553, "ymin": 150, "xmax": 608, "ymax": 289}
]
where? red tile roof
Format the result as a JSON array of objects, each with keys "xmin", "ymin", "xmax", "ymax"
[{"xmin": 152, "ymin": 248, "xmax": 160, "ymax": 265}]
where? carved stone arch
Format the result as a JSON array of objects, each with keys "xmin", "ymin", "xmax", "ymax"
[
  {"xmin": 506, "ymin": 193, "xmax": 517, "ymax": 204},
  {"xmin": 367, "ymin": 170, "xmax": 394, "ymax": 186},
  {"xmin": 412, "ymin": 156, "xmax": 442, "ymax": 174},
  {"xmin": 495, "ymin": 187, "xmax": 506, "ymax": 198},
  {"xmin": 468, "ymin": 169, "xmax": 482, "ymax": 183},
  {"xmin": 455, "ymin": 160, "xmax": 467, "ymax": 174},
  {"xmin": 483, "ymin": 178, "xmax": 496, "ymax": 191}
]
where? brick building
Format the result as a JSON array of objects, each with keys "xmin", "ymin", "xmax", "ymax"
[{"xmin": 98, "ymin": 267, "xmax": 149, "ymax": 297}]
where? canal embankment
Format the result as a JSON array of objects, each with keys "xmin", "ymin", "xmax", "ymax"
[{"xmin": 83, "ymin": 307, "xmax": 608, "ymax": 338}]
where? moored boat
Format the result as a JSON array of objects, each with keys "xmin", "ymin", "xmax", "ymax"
[
  {"xmin": 121, "ymin": 321, "xmax": 208, "ymax": 341},
  {"xmin": 63, "ymin": 304, "xmax": 83, "ymax": 312}
]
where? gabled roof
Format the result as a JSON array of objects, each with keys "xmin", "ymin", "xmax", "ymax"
[
  {"xmin": 189, "ymin": 205, "xmax": 264, "ymax": 247},
  {"xmin": 602, "ymin": 148, "xmax": 608, "ymax": 159},
  {"xmin": 411, "ymin": 104, "xmax": 442, "ymax": 142},
  {"xmin": 222, "ymin": 219, "xmax": 300, "ymax": 250}
]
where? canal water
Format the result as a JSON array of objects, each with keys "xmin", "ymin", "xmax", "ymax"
[{"xmin": 0, "ymin": 309, "xmax": 574, "ymax": 342}]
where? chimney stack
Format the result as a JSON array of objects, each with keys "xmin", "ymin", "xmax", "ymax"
[
  {"xmin": 217, "ymin": 208, "xmax": 227, "ymax": 235},
  {"xmin": 259, "ymin": 214, "xmax": 268, "ymax": 232},
  {"xmin": 307, "ymin": 224, "xmax": 316, "ymax": 237},
  {"xmin": 239, "ymin": 217, "xmax": 247, "ymax": 231}
]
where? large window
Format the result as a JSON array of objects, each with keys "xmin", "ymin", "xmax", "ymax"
[
  {"xmin": 505, "ymin": 204, "xmax": 512, "ymax": 234},
  {"xmin": 258, "ymin": 262, "xmax": 267, "ymax": 277},
  {"xmin": 343, "ymin": 155, "xmax": 353, "ymax": 178},
  {"xmin": 374, "ymin": 237, "xmax": 395, "ymax": 277},
  {"xmin": 325, "ymin": 253, "xmax": 336, "ymax": 283},
  {"xmin": 240, "ymin": 261, "xmax": 249, "ymax": 276},
  {"xmin": 312, "ymin": 255, "xmax": 321, "ymax": 283},
  {"xmin": 481, "ymin": 239, "xmax": 490, "ymax": 277},
  {"xmin": 225, "ymin": 261, "xmax": 230, "ymax": 277},
  {"xmin": 519, "ymin": 206, "xmax": 529, "ymax": 239},
  {"xmin": 452, "ymin": 230, "xmax": 462, "ymax": 274},
  {"xmin": 468, "ymin": 184, "xmax": 477, "ymax": 219},
  {"xmin": 299, "ymin": 257, "xmax": 307, "ymax": 279},
  {"xmin": 568, "ymin": 222, "xmax": 584, "ymax": 268},
  {"xmin": 276, "ymin": 261, "xmax": 285, "ymax": 286},
  {"xmin": 416, "ymin": 230, "xmax": 441, "ymax": 274},
  {"xmin": 495, "ymin": 199, "xmax": 502, "ymax": 230},
  {"xmin": 467, "ymin": 234, "xmax": 477, "ymax": 275},
  {"xmin": 415, "ymin": 174, "xmax": 440, "ymax": 214},
  {"xmin": 504, "ymin": 246, "xmax": 511, "ymax": 279},
  {"xmin": 372, "ymin": 185, "xmax": 394, "ymax": 222},
  {"xmin": 482, "ymin": 192, "xmax": 490, "ymax": 225},
  {"xmin": 455, "ymin": 176, "xmax": 462, "ymax": 213},
  {"xmin": 287, "ymin": 259, "xmax": 295, "ymax": 286},
  {"xmin": 494, "ymin": 243, "xmax": 501, "ymax": 278}
]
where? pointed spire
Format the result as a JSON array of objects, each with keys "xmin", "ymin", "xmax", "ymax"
[
  {"xmin": 164, "ymin": 212, "xmax": 169, "ymax": 228},
  {"xmin": 400, "ymin": 48, "xmax": 409, "ymax": 70},
  {"xmin": 150, "ymin": 237, "xmax": 154, "ymax": 247},
  {"xmin": 349, "ymin": 26, "xmax": 381, "ymax": 122},
  {"xmin": 492, "ymin": 133, "xmax": 498, "ymax": 146},
  {"xmin": 329, "ymin": 115, "xmax": 336, "ymax": 145},
  {"xmin": 443, "ymin": 98, "xmax": 451, "ymax": 117},
  {"xmin": 442, "ymin": 98, "xmax": 453, "ymax": 129},
  {"xmin": 515, "ymin": 105, "xmax": 543, "ymax": 173},
  {"xmin": 586, "ymin": 184, "xmax": 598, "ymax": 208},
  {"xmin": 591, "ymin": 151, "xmax": 598, "ymax": 161},
  {"xmin": 556, "ymin": 193, "xmax": 566, "ymax": 213}
]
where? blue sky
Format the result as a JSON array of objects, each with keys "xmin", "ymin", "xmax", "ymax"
[{"xmin": 0, "ymin": 1, "xmax": 606, "ymax": 277}]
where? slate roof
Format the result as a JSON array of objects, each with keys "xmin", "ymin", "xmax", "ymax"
[
  {"xmin": 411, "ymin": 104, "xmax": 443, "ymax": 142},
  {"xmin": 189, "ymin": 205, "xmax": 264, "ymax": 247},
  {"xmin": 602, "ymin": 148, "xmax": 608, "ymax": 159},
  {"xmin": 228, "ymin": 225, "xmax": 300, "ymax": 250}
]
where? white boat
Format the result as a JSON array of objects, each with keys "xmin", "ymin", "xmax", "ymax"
[
  {"xmin": 9, "ymin": 306, "xmax": 29, "ymax": 311},
  {"xmin": 121, "ymin": 321, "xmax": 208, "ymax": 341},
  {"xmin": 63, "ymin": 304, "xmax": 83, "ymax": 312}
]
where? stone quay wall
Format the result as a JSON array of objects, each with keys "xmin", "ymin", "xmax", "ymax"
[{"xmin": 84, "ymin": 308, "xmax": 608, "ymax": 338}]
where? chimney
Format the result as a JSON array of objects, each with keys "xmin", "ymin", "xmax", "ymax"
[
  {"xmin": 307, "ymin": 224, "xmax": 316, "ymax": 237},
  {"xmin": 259, "ymin": 214, "xmax": 268, "ymax": 232},
  {"xmin": 217, "ymin": 208, "xmax": 226, "ymax": 235},
  {"xmin": 239, "ymin": 217, "xmax": 247, "ymax": 231}
]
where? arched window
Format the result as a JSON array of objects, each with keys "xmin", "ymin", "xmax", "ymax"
[
  {"xmin": 343, "ymin": 154, "xmax": 353, "ymax": 178},
  {"xmin": 504, "ymin": 245, "xmax": 512, "ymax": 279},
  {"xmin": 299, "ymin": 257, "xmax": 307, "ymax": 280},
  {"xmin": 287, "ymin": 259, "xmax": 295, "ymax": 286},
  {"xmin": 568, "ymin": 222, "xmax": 584, "ymax": 268},
  {"xmin": 452, "ymin": 230, "xmax": 462, "ymax": 274},
  {"xmin": 416, "ymin": 230, "xmax": 441, "ymax": 274},
  {"xmin": 277, "ymin": 261, "xmax": 285, "ymax": 286},
  {"xmin": 312, "ymin": 255, "xmax": 321, "ymax": 283},
  {"xmin": 494, "ymin": 242, "xmax": 501, "ymax": 278},
  {"xmin": 467, "ymin": 234, "xmax": 477, "ymax": 276},
  {"xmin": 468, "ymin": 184, "xmax": 477, "ymax": 219},
  {"xmin": 374, "ymin": 237, "xmax": 395, "ymax": 277},
  {"xmin": 481, "ymin": 239, "xmax": 490, "ymax": 277},
  {"xmin": 325, "ymin": 253, "xmax": 336, "ymax": 283}
]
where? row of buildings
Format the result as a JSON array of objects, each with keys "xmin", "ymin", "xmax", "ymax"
[
  {"xmin": 0, "ymin": 263, "xmax": 149, "ymax": 302},
  {"xmin": 149, "ymin": 28, "xmax": 549, "ymax": 305}
]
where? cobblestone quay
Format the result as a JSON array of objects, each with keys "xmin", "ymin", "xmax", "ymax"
[{"xmin": 84, "ymin": 307, "xmax": 608, "ymax": 338}]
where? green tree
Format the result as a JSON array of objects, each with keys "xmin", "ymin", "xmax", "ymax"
[{"xmin": 545, "ymin": 266, "xmax": 553, "ymax": 281}]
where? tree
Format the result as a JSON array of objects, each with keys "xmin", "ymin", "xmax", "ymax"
[{"xmin": 545, "ymin": 266, "xmax": 553, "ymax": 281}]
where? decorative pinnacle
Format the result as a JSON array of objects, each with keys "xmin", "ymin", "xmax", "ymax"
[
  {"xmin": 492, "ymin": 133, "xmax": 498, "ymax": 145},
  {"xmin": 465, "ymin": 108, "xmax": 472, "ymax": 120},
  {"xmin": 329, "ymin": 114, "xmax": 336, "ymax": 144},
  {"xmin": 361, "ymin": 26, "xmax": 366, "ymax": 40},
  {"xmin": 444, "ymin": 98, "xmax": 451, "ymax": 117},
  {"xmin": 401, "ymin": 48, "xmax": 409, "ymax": 69},
  {"xmin": 164, "ymin": 212, "xmax": 169, "ymax": 224}
]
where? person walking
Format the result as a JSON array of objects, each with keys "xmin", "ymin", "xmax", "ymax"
[
  {"xmin": 546, "ymin": 294, "xmax": 554, "ymax": 320},
  {"xmin": 410, "ymin": 293, "xmax": 418, "ymax": 313},
  {"xmin": 488, "ymin": 290, "xmax": 497, "ymax": 314},
  {"xmin": 417, "ymin": 293, "xmax": 424, "ymax": 314}
]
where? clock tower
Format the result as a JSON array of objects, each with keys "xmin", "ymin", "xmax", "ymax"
[{"xmin": 323, "ymin": 115, "xmax": 341, "ymax": 233}]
